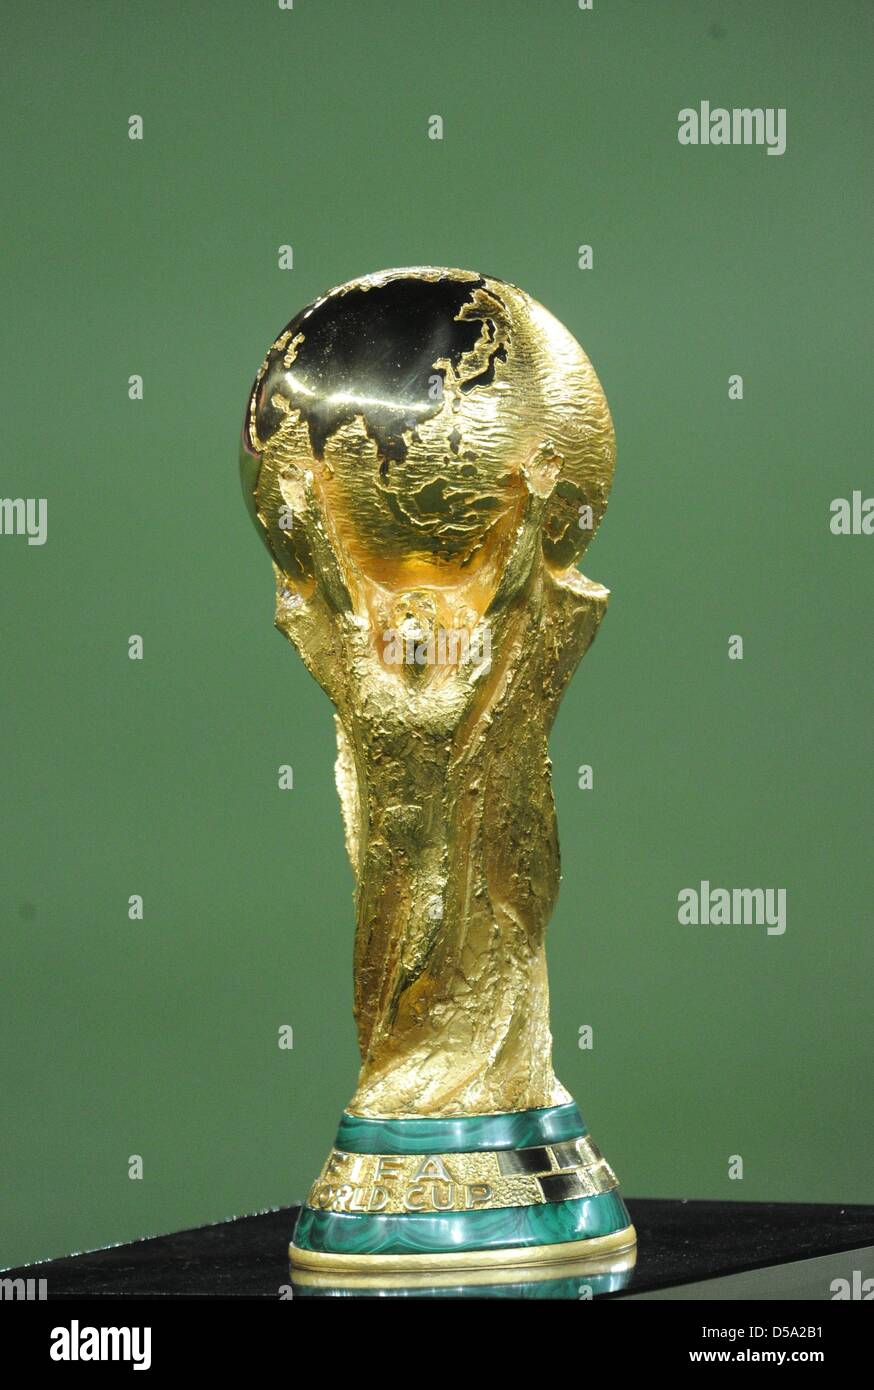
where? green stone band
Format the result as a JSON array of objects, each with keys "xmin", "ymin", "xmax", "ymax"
[
  {"xmin": 335, "ymin": 1102, "xmax": 587, "ymax": 1155},
  {"xmin": 293, "ymin": 1190, "xmax": 630, "ymax": 1257}
]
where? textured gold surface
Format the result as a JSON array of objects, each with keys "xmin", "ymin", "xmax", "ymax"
[
  {"xmin": 243, "ymin": 267, "xmax": 616, "ymax": 1117},
  {"xmin": 305, "ymin": 1139, "xmax": 618, "ymax": 1214},
  {"xmin": 289, "ymin": 1225, "xmax": 638, "ymax": 1278}
]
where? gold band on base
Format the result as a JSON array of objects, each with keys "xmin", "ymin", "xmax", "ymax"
[{"xmin": 289, "ymin": 1223, "xmax": 637, "ymax": 1284}]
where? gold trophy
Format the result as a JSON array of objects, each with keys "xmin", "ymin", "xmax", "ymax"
[{"xmin": 240, "ymin": 268, "xmax": 635, "ymax": 1289}]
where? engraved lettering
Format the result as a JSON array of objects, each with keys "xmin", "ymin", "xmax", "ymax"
[
  {"xmin": 466, "ymin": 1183, "xmax": 492, "ymax": 1207},
  {"xmin": 374, "ymin": 1155, "xmax": 405, "ymax": 1182},
  {"xmin": 412, "ymin": 1155, "xmax": 453, "ymax": 1182}
]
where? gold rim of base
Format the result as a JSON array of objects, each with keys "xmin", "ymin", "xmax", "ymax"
[
  {"xmin": 292, "ymin": 1246, "xmax": 637, "ymax": 1290},
  {"xmin": 289, "ymin": 1223, "xmax": 636, "ymax": 1282}
]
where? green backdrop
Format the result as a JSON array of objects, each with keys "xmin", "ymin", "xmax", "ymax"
[{"xmin": 2, "ymin": 0, "xmax": 871, "ymax": 1269}]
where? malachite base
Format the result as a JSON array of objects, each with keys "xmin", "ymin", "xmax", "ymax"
[{"xmin": 290, "ymin": 1102, "xmax": 636, "ymax": 1277}]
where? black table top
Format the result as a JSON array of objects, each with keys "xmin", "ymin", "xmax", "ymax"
[{"xmin": 7, "ymin": 1198, "xmax": 874, "ymax": 1300}]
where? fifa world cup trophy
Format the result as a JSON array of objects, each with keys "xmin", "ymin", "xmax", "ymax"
[{"xmin": 240, "ymin": 268, "xmax": 635, "ymax": 1283}]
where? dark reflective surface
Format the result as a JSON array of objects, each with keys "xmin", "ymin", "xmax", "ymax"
[
  {"xmin": 6, "ymin": 1199, "xmax": 874, "ymax": 1300},
  {"xmin": 250, "ymin": 272, "xmax": 497, "ymax": 466}
]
